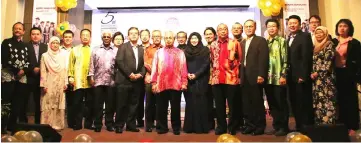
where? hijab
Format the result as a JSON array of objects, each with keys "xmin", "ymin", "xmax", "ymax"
[
  {"xmin": 312, "ymin": 26, "xmax": 331, "ymax": 54},
  {"xmin": 43, "ymin": 36, "xmax": 65, "ymax": 73},
  {"xmin": 184, "ymin": 32, "xmax": 208, "ymax": 59}
]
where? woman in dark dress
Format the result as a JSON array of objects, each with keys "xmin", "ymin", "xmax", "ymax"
[
  {"xmin": 183, "ymin": 32, "xmax": 210, "ymax": 134},
  {"xmin": 332, "ymin": 19, "xmax": 361, "ymax": 135}
]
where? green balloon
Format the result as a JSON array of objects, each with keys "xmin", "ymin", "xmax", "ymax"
[{"xmin": 60, "ymin": 26, "xmax": 65, "ymax": 30}]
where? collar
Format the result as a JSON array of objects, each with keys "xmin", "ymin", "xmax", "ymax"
[
  {"xmin": 165, "ymin": 46, "xmax": 174, "ymax": 49},
  {"xmin": 151, "ymin": 44, "xmax": 163, "ymax": 49},
  {"xmin": 218, "ymin": 38, "xmax": 229, "ymax": 44},
  {"xmin": 62, "ymin": 45, "xmax": 73, "ymax": 50},
  {"xmin": 142, "ymin": 43, "xmax": 151, "ymax": 48},
  {"xmin": 246, "ymin": 35, "xmax": 254, "ymax": 41},
  {"xmin": 101, "ymin": 44, "xmax": 113, "ymax": 49},
  {"xmin": 130, "ymin": 42, "xmax": 138, "ymax": 47},
  {"xmin": 289, "ymin": 30, "xmax": 301, "ymax": 38},
  {"xmin": 31, "ymin": 41, "xmax": 40, "ymax": 46},
  {"xmin": 12, "ymin": 36, "xmax": 23, "ymax": 42},
  {"xmin": 268, "ymin": 35, "xmax": 279, "ymax": 43}
]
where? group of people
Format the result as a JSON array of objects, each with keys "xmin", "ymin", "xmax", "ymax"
[{"xmin": 1, "ymin": 14, "xmax": 361, "ymax": 137}]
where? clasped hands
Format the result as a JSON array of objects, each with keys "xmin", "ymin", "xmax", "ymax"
[
  {"xmin": 129, "ymin": 73, "xmax": 142, "ymax": 81},
  {"xmin": 187, "ymin": 73, "xmax": 196, "ymax": 80}
]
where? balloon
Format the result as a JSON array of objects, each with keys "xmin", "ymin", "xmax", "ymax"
[
  {"xmin": 271, "ymin": 10, "xmax": 281, "ymax": 16},
  {"xmin": 56, "ymin": 21, "xmax": 70, "ymax": 35},
  {"xmin": 64, "ymin": 1, "xmax": 73, "ymax": 9},
  {"xmin": 13, "ymin": 131, "xmax": 27, "ymax": 141},
  {"xmin": 285, "ymin": 132, "xmax": 302, "ymax": 142},
  {"xmin": 216, "ymin": 133, "xmax": 233, "ymax": 142},
  {"xmin": 289, "ymin": 134, "xmax": 312, "ymax": 142},
  {"xmin": 23, "ymin": 131, "xmax": 43, "ymax": 142},
  {"xmin": 223, "ymin": 137, "xmax": 241, "ymax": 143},
  {"xmin": 355, "ymin": 129, "xmax": 361, "ymax": 141},
  {"xmin": 262, "ymin": 8, "xmax": 272, "ymax": 17},
  {"xmin": 60, "ymin": 6, "xmax": 69, "ymax": 11},
  {"xmin": 280, "ymin": 0, "xmax": 286, "ymax": 8},
  {"xmin": 271, "ymin": 3, "xmax": 282, "ymax": 13},
  {"xmin": 257, "ymin": 0, "xmax": 266, "ymax": 9},
  {"xmin": 272, "ymin": 0, "xmax": 281, "ymax": 4},
  {"xmin": 70, "ymin": 1, "xmax": 77, "ymax": 8},
  {"xmin": 74, "ymin": 134, "xmax": 93, "ymax": 142},
  {"xmin": 264, "ymin": 0, "xmax": 273, "ymax": 8},
  {"xmin": 55, "ymin": 0, "xmax": 64, "ymax": 7},
  {"xmin": 1, "ymin": 135, "xmax": 18, "ymax": 142}
]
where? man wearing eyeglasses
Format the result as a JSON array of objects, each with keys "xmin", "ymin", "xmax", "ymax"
[
  {"xmin": 176, "ymin": 31, "xmax": 187, "ymax": 50},
  {"xmin": 89, "ymin": 30, "xmax": 118, "ymax": 132},
  {"xmin": 144, "ymin": 30, "xmax": 163, "ymax": 132}
]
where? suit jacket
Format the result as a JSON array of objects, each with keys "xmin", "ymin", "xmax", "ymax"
[
  {"xmin": 27, "ymin": 42, "xmax": 47, "ymax": 85},
  {"xmin": 332, "ymin": 38, "xmax": 361, "ymax": 83},
  {"xmin": 240, "ymin": 35, "xmax": 269, "ymax": 85},
  {"xmin": 287, "ymin": 30, "xmax": 313, "ymax": 82},
  {"xmin": 115, "ymin": 42, "xmax": 146, "ymax": 86}
]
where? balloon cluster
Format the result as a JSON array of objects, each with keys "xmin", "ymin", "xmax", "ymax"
[
  {"xmin": 217, "ymin": 133, "xmax": 241, "ymax": 143},
  {"xmin": 74, "ymin": 134, "xmax": 93, "ymax": 142},
  {"xmin": 2, "ymin": 130, "xmax": 43, "ymax": 142},
  {"xmin": 56, "ymin": 21, "xmax": 70, "ymax": 36},
  {"xmin": 55, "ymin": 0, "xmax": 77, "ymax": 12},
  {"xmin": 257, "ymin": 0, "xmax": 286, "ymax": 17},
  {"xmin": 285, "ymin": 132, "xmax": 312, "ymax": 142}
]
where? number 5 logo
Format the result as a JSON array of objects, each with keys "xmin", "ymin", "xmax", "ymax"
[{"xmin": 101, "ymin": 12, "xmax": 116, "ymax": 24}]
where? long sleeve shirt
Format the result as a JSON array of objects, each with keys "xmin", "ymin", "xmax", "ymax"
[
  {"xmin": 151, "ymin": 46, "xmax": 188, "ymax": 93},
  {"xmin": 68, "ymin": 44, "xmax": 92, "ymax": 90},
  {"xmin": 88, "ymin": 44, "xmax": 118, "ymax": 87},
  {"xmin": 144, "ymin": 44, "xmax": 163, "ymax": 84},
  {"xmin": 210, "ymin": 38, "xmax": 241, "ymax": 85},
  {"xmin": 267, "ymin": 36, "xmax": 288, "ymax": 85}
]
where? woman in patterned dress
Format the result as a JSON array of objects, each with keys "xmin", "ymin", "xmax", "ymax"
[
  {"xmin": 310, "ymin": 26, "xmax": 337, "ymax": 125},
  {"xmin": 40, "ymin": 36, "xmax": 68, "ymax": 130}
]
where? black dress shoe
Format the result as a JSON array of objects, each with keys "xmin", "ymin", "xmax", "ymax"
[
  {"xmin": 73, "ymin": 126, "xmax": 82, "ymax": 131},
  {"xmin": 215, "ymin": 129, "xmax": 227, "ymax": 135},
  {"xmin": 115, "ymin": 127, "xmax": 123, "ymax": 134},
  {"xmin": 137, "ymin": 121, "xmax": 144, "ymax": 127},
  {"xmin": 126, "ymin": 128, "xmax": 140, "ymax": 132},
  {"xmin": 228, "ymin": 130, "xmax": 237, "ymax": 135},
  {"xmin": 106, "ymin": 126, "xmax": 115, "ymax": 132},
  {"xmin": 265, "ymin": 129, "xmax": 278, "ymax": 135},
  {"xmin": 145, "ymin": 128, "xmax": 152, "ymax": 132},
  {"xmin": 251, "ymin": 129, "xmax": 264, "ymax": 136},
  {"xmin": 173, "ymin": 130, "xmax": 180, "ymax": 135},
  {"xmin": 275, "ymin": 129, "xmax": 288, "ymax": 136},
  {"xmin": 84, "ymin": 126, "xmax": 95, "ymax": 130},
  {"xmin": 157, "ymin": 130, "xmax": 168, "ymax": 134},
  {"xmin": 242, "ymin": 127, "xmax": 255, "ymax": 134},
  {"xmin": 239, "ymin": 126, "xmax": 247, "ymax": 132},
  {"xmin": 94, "ymin": 128, "xmax": 101, "ymax": 132}
]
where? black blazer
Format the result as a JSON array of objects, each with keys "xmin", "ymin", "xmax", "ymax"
[
  {"xmin": 115, "ymin": 42, "xmax": 146, "ymax": 86},
  {"xmin": 241, "ymin": 35, "xmax": 269, "ymax": 85},
  {"xmin": 287, "ymin": 30, "xmax": 313, "ymax": 82},
  {"xmin": 332, "ymin": 38, "xmax": 361, "ymax": 83},
  {"xmin": 26, "ymin": 42, "xmax": 47, "ymax": 85}
]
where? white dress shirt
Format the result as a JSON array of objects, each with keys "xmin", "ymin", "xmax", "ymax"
[
  {"xmin": 244, "ymin": 36, "xmax": 254, "ymax": 66},
  {"xmin": 132, "ymin": 45, "xmax": 139, "ymax": 70}
]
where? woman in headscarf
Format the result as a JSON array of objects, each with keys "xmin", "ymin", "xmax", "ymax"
[
  {"xmin": 310, "ymin": 26, "xmax": 337, "ymax": 125},
  {"xmin": 183, "ymin": 32, "xmax": 210, "ymax": 134},
  {"xmin": 39, "ymin": 36, "xmax": 68, "ymax": 131}
]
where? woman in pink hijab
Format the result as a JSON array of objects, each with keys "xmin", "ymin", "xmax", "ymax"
[{"xmin": 39, "ymin": 36, "xmax": 68, "ymax": 131}]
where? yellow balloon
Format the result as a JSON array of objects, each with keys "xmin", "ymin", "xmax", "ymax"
[
  {"xmin": 271, "ymin": 10, "xmax": 281, "ymax": 16},
  {"xmin": 70, "ymin": 1, "xmax": 77, "ymax": 8},
  {"xmin": 264, "ymin": 0, "xmax": 273, "ymax": 8},
  {"xmin": 55, "ymin": 0, "xmax": 64, "ymax": 7},
  {"xmin": 290, "ymin": 134, "xmax": 312, "ymax": 142},
  {"xmin": 74, "ymin": 134, "xmax": 93, "ymax": 142},
  {"xmin": 216, "ymin": 134, "xmax": 233, "ymax": 142},
  {"xmin": 262, "ymin": 8, "xmax": 272, "ymax": 17},
  {"xmin": 13, "ymin": 131, "xmax": 27, "ymax": 141},
  {"xmin": 64, "ymin": 1, "xmax": 73, "ymax": 9},
  {"xmin": 280, "ymin": 0, "xmax": 286, "ymax": 8},
  {"xmin": 271, "ymin": 3, "xmax": 281, "ymax": 14},
  {"xmin": 257, "ymin": 0, "xmax": 266, "ymax": 9},
  {"xmin": 1, "ymin": 135, "xmax": 18, "ymax": 142},
  {"xmin": 223, "ymin": 137, "xmax": 241, "ymax": 143},
  {"xmin": 272, "ymin": 0, "xmax": 281, "ymax": 4}
]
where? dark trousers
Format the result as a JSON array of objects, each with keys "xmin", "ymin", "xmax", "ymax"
[
  {"xmin": 8, "ymin": 81, "xmax": 28, "ymax": 130},
  {"xmin": 23, "ymin": 84, "xmax": 41, "ymax": 124},
  {"xmin": 93, "ymin": 86, "xmax": 115, "ymax": 128},
  {"xmin": 114, "ymin": 85, "xmax": 141, "ymax": 129},
  {"xmin": 145, "ymin": 84, "xmax": 156, "ymax": 128},
  {"xmin": 156, "ymin": 90, "xmax": 182, "ymax": 132},
  {"xmin": 212, "ymin": 84, "xmax": 239, "ymax": 132},
  {"xmin": 136, "ymin": 84, "xmax": 145, "ymax": 125},
  {"xmin": 1, "ymin": 81, "xmax": 15, "ymax": 131},
  {"xmin": 234, "ymin": 86, "xmax": 244, "ymax": 128},
  {"xmin": 65, "ymin": 85, "xmax": 75, "ymax": 128},
  {"xmin": 206, "ymin": 84, "xmax": 216, "ymax": 129},
  {"xmin": 242, "ymin": 78, "xmax": 266, "ymax": 130},
  {"xmin": 73, "ymin": 88, "xmax": 94, "ymax": 129},
  {"xmin": 335, "ymin": 68, "xmax": 360, "ymax": 130},
  {"xmin": 265, "ymin": 84, "xmax": 289, "ymax": 130},
  {"xmin": 289, "ymin": 80, "xmax": 314, "ymax": 130}
]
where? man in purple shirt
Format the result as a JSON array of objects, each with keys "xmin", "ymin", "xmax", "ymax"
[{"xmin": 89, "ymin": 30, "xmax": 118, "ymax": 132}]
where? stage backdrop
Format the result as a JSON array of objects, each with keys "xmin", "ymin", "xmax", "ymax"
[
  {"xmin": 91, "ymin": 8, "xmax": 261, "ymax": 46},
  {"xmin": 283, "ymin": 0, "xmax": 310, "ymax": 37}
]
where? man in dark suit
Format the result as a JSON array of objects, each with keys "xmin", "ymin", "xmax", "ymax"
[
  {"xmin": 114, "ymin": 27, "xmax": 146, "ymax": 133},
  {"xmin": 24, "ymin": 27, "xmax": 48, "ymax": 124},
  {"xmin": 240, "ymin": 19, "xmax": 269, "ymax": 136},
  {"xmin": 287, "ymin": 15, "xmax": 314, "ymax": 131}
]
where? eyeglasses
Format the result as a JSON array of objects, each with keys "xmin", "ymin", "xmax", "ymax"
[{"xmin": 103, "ymin": 36, "xmax": 111, "ymax": 38}]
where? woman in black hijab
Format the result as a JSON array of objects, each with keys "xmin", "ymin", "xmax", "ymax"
[{"xmin": 183, "ymin": 32, "xmax": 211, "ymax": 134}]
